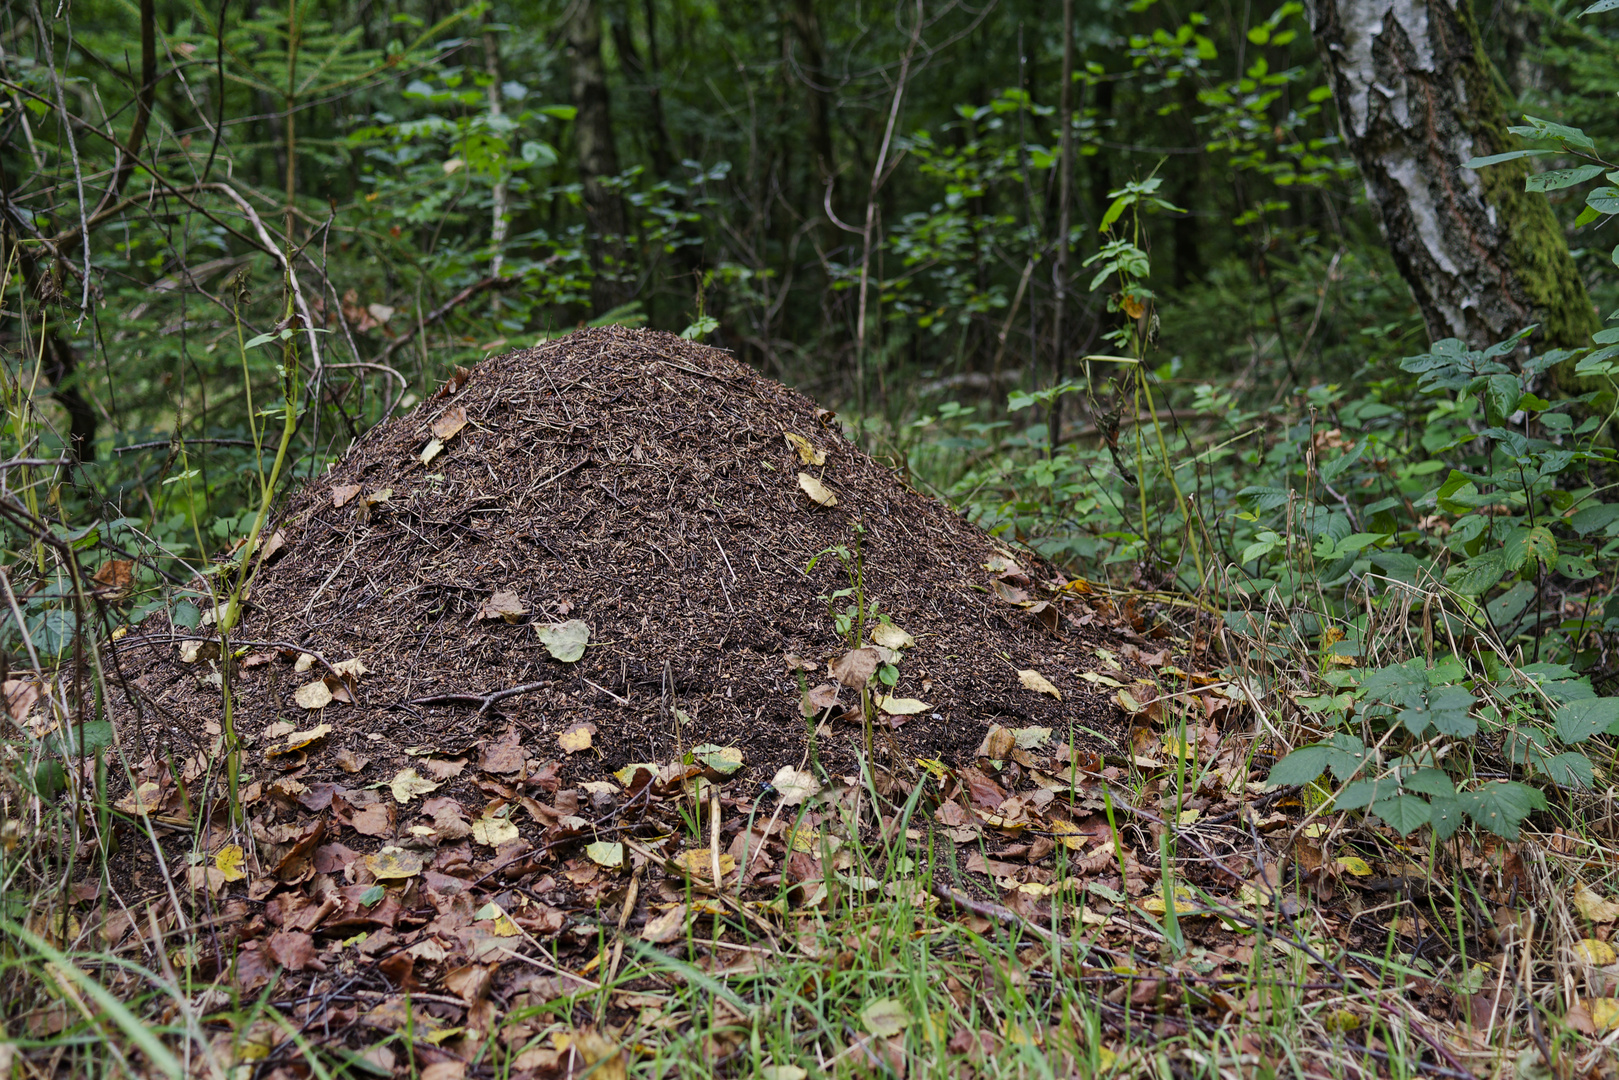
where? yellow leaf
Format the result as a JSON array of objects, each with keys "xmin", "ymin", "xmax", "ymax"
[
  {"xmin": 365, "ymin": 846, "xmax": 423, "ymax": 881},
  {"xmin": 1590, "ymin": 998, "xmax": 1619, "ymax": 1033},
  {"xmin": 293, "ymin": 680, "xmax": 334, "ymax": 710},
  {"xmin": 420, "ymin": 437, "xmax": 445, "ymax": 465},
  {"xmin": 116, "ymin": 781, "xmax": 163, "ymax": 814},
  {"xmin": 1177, "ymin": 808, "xmax": 1201, "ymax": 825},
  {"xmin": 783, "ymin": 432, "xmax": 826, "ymax": 466},
  {"xmin": 1050, "ymin": 820, "xmax": 1088, "ymax": 851},
  {"xmin": 1337, "ymin": 856, "xmax": 1374, "ymax": 878},
  {"xmin": 1018, "ymin": 669, "xmax": 1062, "ymax": 700},
  {"xmin": 1162, "ymin": 734, "xmax": 1195, "ymax": 761},
  {"xmin": 475, "ymin": 901, "xmax": 521, "ymax": 936},
  {"xmin": 871, "ymin": 623, "xmax": 914, "ymax": 649},
  {"xmin": 1081, "ymin": 671, "xmax": 1125, "ymax": 689},
  {"xmin": 586, "ymin": 841, "xmax": 624, "ymax": 868},
  {"xmin": 471, "ymin": 813, "xmax": 519, "ymax": 848},
  {"xmin": 214, "ymin": 844, "xmax": 247, "ymax": 882},
  {"xmin": 1575, "ymin": 938, "xmax": 1618, "ymax": 965},
  {"xmin": 876, "ymin": 695, "xmax": 929, "ymax": 716},
  {"xmin": 797, "ymin": 472, "xmax": 838, "ymax": 507},
  {"xmin": 614, "ymin": 762, "xmax": 658, "ymax": 787},
  {"xmin": 672, "ymin": 849, "xmax": 735, "ymax": 880},
  {"xmin": 265, "ymin": 722, "xmax": 332, "ymax": 758},
  {"xmin": 1575, "ymin": 881, "xmax": 1619, "ymax": 923},
  {"xmin": 1321, "ymin": 1008, "xmax": 1360, "ymax": 1033},
  {"xmin": 331, "ymin": 657, "xmax": 371, "ymax": 680},
  {"xmin": 558, "ymin": 722, "xmax": 596, "ymax": 755},
  {"xmin": 390, "ymin": 768, "xmax": 440, "ymax": 804}
]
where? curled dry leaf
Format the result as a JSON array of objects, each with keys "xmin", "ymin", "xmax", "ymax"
[
  {"xmin": 265, "ymin": 723, "xmax": 332, "ymax": 759},
  {"xmin": 390, "ymin": 768, "xmax": 440, "ymax": 804},
  {"xmin": 332, "ymin": 484, "xmax": 363, "ymax": 508},
  {"xmin": 558, "ymin": 722, "xmax": 596, "ymax": 755},
  {"xmin": 1017, "ymin": 669, "xmax": 1062, "ymax": 700},
  {"xmin": 784, "ymin": 431, "xmax": 827, "ymax": 466},
  {"xmin": 420, "ymin": 437, "xmax": 445, "ymax": 465},
  {"xmin": 783, "ymin": 654, "xmax": 818, "ymax": 673},
  {"xmin": 478, "ymin": 590, "xmax": 529, "ymax": 622},
  {"xmin": 293, "ymin": 679, "xmax": 334, "ymax": 710},
  {"xmin": 1575, "ymin": 881, "xmax": 1619, "ymax": 924},
  {"xmin": 431, "ymin": 405, "xmax": 469, "ymax": 441},
  {"xmin": 365, "ymin": 846, "xmax": 424, "ymax": 881},
  {"xmin": 801, "ymin": 682, "xmax": 841, "ymax": 717},
  {"xmin": 771, "ymin": 765, "xmax": 821, "ymax": 806},
  {"xmin": 537, "ymin": 619, "xmax": 590, "ymax": 662},
  {"xmin": 797, "ymin": 472, "xmax": 838, "ymax": 507},
  {"xmin": 641, "ymin": 904, "xmax": 687, "ymax": 943},
  {"xmin": 831, "ymin": 647, "xmax": 881, "ymax": 689}
]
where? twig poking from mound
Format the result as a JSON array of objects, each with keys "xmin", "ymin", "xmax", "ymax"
[{"xmin": 406, "ymin": 680, "xmax": 548, "ymax": 715}]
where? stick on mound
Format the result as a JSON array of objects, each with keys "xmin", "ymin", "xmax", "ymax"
[{"xmin": 117, "ymin": 327, "xmax": 1127, "ymax": 784}]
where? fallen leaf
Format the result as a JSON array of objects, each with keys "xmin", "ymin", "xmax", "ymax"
[
  {"xmin": 759, "ymin": 1068, "xmax": 808, "ymax": 1080},
  {"xmin": 471, "ymin": 813, "xmax": 519, "ymax": 848},
  {"xmin": 265, "ymin": 723, "xmax": 332, "ymax": 758},
  {"xmin": 772, "ymin": 766, "xmax": 821, "ymax": 806},
  {"xmin": 1592, "ymin": 998, "xmax": 1619, "ymax": 1032},
  {"xmin": 832, "ymin": 648, "xmax": 881, "ymax": 689},
  {"xmin": 1081, "ymin": 671, "xmax": 1125, "ymax": 688},
  {"xmin": 431, "ymin": 405, "xmax": 469, "ymax": 441},
  {"xmin": 641, "ymin": 905, "xmax": 688, "ymax": 943},
  {"xmin": 1011, "ymin": 726, "xmax": 1051, "ymax": 749},
  {"xmin": 266, "ymin": 930, "xmax": 316, "ymax": 972},
  {"xmin": 478, "ymin": 590, "xmax": 529, "ymax": 622},
  {"xmin": 861, "ymin": 998, "xmax": 911, "ymax": 1038},
  {"xmin": 365, "ymin": 488, "xmax": 392, "ymax": 506},
  {"xmin": 420, "ymin": 437, "xmax": 445, "ymax": 465},
  {"xmin": 691, "ymin": 743, "xmax": 744, "ymax": 775},
  {"xmin": 673, "ymin": 849, "xmax": 735, "ymax": 880},
  {"xmin": 1575, "ymin": 882, "xmax": 1619, "ymax": 924},
  {"xmin": 871, "ymin": 623, "xmax": 915, "ymax": 650},
  {"xmin": 331, "ymin": 657, "xmax": 371, "ymax": 680},
  {"xmin": 332, "ymin": 484, "xmax": 363, "ymax": 508},
  {"xmin": 784, "ymin": 432, "xmax": 826, "ymax": 466},
  {"xmin": 876, "ymin": 696, "xmax": 929, "ymax": 716},
  {"xmin": 214, "ymin": 844, "xmax": 248, "ymax": 882},
  {"xmin": 537, "ymin": 620, "xmax": 590, "ymax": 662},
  {"xmin": 797, "ymin": 472, "xmax": 837, "ymax": 507},
  {"xmin": 92, "ymin": 559, "xmax": 134, "ymax": 593},
  {"xmin": 365, "ymin": 846, "xmax": 423, "ymax": 881},
  {"xmin": 1018, "ymin": 669, "xmax": 1062, "ymax": 700},
  {"xmin": 558, "ymin": 722, "xmax": 596, "ymax": 754},
  {"xmin": 586, "ymin": 841, "xmax": 624, "ymax": 868},
  {"xmin": 1337, "ymin": 856, "xmax": 1374, "ymax": 878},
  {"xmin": 1574, "ymin": 938, "xmax": 1618, "ymax": 966},
  {"xmin": 801, "ymin": 682, "xmax": 841, "ymax": 716},
  {"xmin": 293, "ymin": 680, "xmax": 334, "ymax": 710},
  {"xmin": 390, "ymin": 768, "xmax": 440, "ymax": 804}
]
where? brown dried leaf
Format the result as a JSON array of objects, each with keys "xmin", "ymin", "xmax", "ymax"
[
  {"xmin": 477, "ymin": 590, "xmax": 529, "ymax": 622},
  {"xmin": 431, "ymin": 405, "xmax": 469, "ymax": 441},
  {"xmin": 831, "ymin": 647, "xmax": 881, "ymax": 689},
  {"xmin": 801, "ymin": 682, "xmax": 841, "ymax": 717},
  {"xmin": 265, "ymin": 930, "xmax": 316, "ymax": 972},
  {"xmin": 797, "ymin": 472, "xmax": 837, "ymax": 507},
  {"xmin": 332, "ymin": 484, "xmax": 363, "ymax": 508},
  {"xmin": 1017, "ymin": 669, "xmax": 1062, "ymax": 700}
]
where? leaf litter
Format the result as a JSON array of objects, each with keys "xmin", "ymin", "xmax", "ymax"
[{"xmin": 83, "ymin": 327, "xmax": 1538, "ymax": 1077}]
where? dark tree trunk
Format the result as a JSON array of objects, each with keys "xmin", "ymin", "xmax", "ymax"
[
  {"xmin": 1307, "ymin": 0, "xmax": 1596, "ymax": 358},
  {"xmin": 567, "ymin": 0, "xmax": 628, "ymax": 313}
]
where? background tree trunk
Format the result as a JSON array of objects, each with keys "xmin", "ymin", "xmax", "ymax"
[
  {"xmin": 1306, "ymin": 0, "xmax": 1596, "ymax": 356},
  {"xmin": 567, "ymin": 0, "xmax": 628, "ymax": 313}
]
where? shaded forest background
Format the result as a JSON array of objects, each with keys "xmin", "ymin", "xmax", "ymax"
[{"xmin": 4, "ymin": 0, "xmax": 1619, "ymax": 582}]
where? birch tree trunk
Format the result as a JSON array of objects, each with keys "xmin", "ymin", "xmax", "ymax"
[{"xmin": 1306, "ymin": 0, "xmax": 1596, "ymax": 355}]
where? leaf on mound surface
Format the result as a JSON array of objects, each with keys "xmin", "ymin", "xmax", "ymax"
[
  {"xmin": 265, "ymin": 723, "xmax": 332, "ymax": 757},
  {"xmin": 876, "ymin": 696, "xmax": 929, "ymax": 716},
  {"xmin": 870, "ymin": 622, "xmax": 915, "ymax": 649},
  {"xmin": 784, "ymin": 432, "xmax": 826, "ymax": 466},
  {"xmin": 1018, "ymin": 669, "xmax": 1062, "ymax": 700},
  {"xmin": 431, "ymin": 405, "xmax": 469, "ymax": 440},
  {"xmin": 389, "ymin": 768, "xmax": 440, "ymax": 804},
  {"xmin": 558, "ymin": 722, "xmax": 596, "ymax": 754},
  {"xmin": 797, "ymin": 472, "xmax": 837, "ymax": 507},
  {"xmin": 477, "ymin": 590, "xmax": 529, "ymax": 622},
  {"xmin": 771, "ymin": 766, "xmax": 821, "ymax": 805},
  {"xmin": 537, "ymin": 619, "xmax": 590, "ymax": 662},
  {"xmin": 292, "ymin": 680, "xmax": 334, "ymax": 710}
]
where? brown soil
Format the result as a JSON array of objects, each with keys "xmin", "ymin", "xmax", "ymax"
[{"xmin": 112, "ymin": 326, "xmax": 1127, "ymax": 792}]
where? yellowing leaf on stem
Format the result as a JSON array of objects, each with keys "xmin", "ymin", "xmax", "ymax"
[
  {"xmin": 797, "ymin": 472, "xmax": 837, "ymax": 507},
  {"xmin": 1018, "ymin": 669, "xmax": 1062, "ymax": 700},
  {"xmin": 784, "ymin": 432, "xmax": 826, "ymax": 466},
  {"xmin": 871, "ymin": 623, "xmax": 915, "ymax": 650}
]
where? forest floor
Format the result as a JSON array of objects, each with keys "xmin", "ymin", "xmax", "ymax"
[{"xmin": 3, "ymin": 330, "xmax": 1616, "ymax": 1079}]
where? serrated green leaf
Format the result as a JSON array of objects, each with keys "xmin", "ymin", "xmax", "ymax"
[
  {"xmin": 1555, "ymin": 697, "xmax": 1619, "ymax": 743},
  {"xmin": 1335, "ymin": 778, "xmax": 1391, "ymax": 811},
  {"xmin": 1269, "ymin": 746, "xmax": 1330, "ymax": 787},
  {"xmin": 1401, "ymin": 768, "xmax": 1455, "ymax": 798},
  {"xmin": 1458, "ymin": 781, "xmax": 1546, "ymax": 840},
  {"xmin": 1360, "ymin": 660, "xmax": 1428, "ymax": 709},
  {"xmin": 1429, "ymin": 793, "xmax": 1465, "ymax": 841},
  {"xmin": 1449, "ymin": 550, "xmax": 1508, "ymax": 595},
  {"xmin": 1541, "ymin": 751, "xmax": 1594, "ymax": 789},
  {"xmin": 1373, "ymin": 795, "xmax": 1432, "ymax": 836}
]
